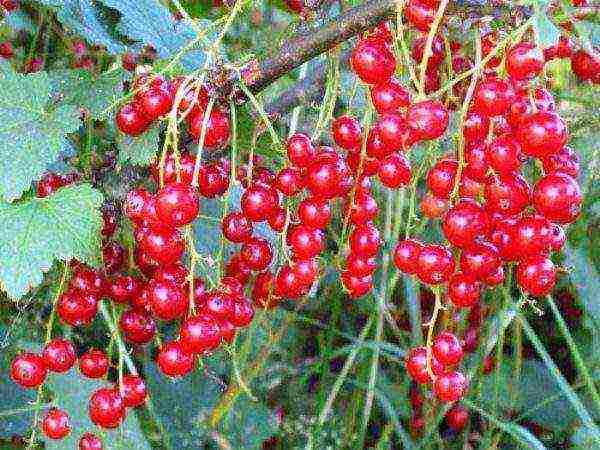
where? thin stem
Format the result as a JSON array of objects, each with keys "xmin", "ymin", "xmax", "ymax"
[
  {"xmin": 191, "ymin": 98, "xmax": 216, "ymax": 188},
  {"xmin": 547, "ymin": 295, "xmax": 600, "ymax": 412},
  {"xmin": 519, "ymin": 313, "xmax": 600, "ymax": 446},
  {"xmin": 237, "ymin": 81, "xmax": 282, "ymax": 150},
  {"xmin": 99, "ymin": 301, "xmax": 137, "ymax": 376},
  {"xmin": 417, "ymin": 0, "xmax": 449, "ymax": 98},
  {"xmin": 318, "ymin": 317, "xmax": 374, "ymax": 425}
]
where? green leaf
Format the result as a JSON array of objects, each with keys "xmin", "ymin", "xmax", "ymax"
[
  {"xmin": 117, "ymin": 124, "xmax": 160, "ymax": 166},
  {"xmin": 0, "ymin": 62, "xmax": 81, "ymax": 202},
  {"xmin": 99, "ymin": 0, "xmax": 208, "ymax": 69},
  {"xmin": 534, "ymin": 11, "xmax": 560, "ymax": 48},
  {"xmin": 55, "ymin": 0, "xmax": 127, "ymax": 54},
  {"xmin": 0, "ymin": 184, "xmax": 103, "ymax": 300},
  {"xmin": 42, "ymin": 369, "xmax": 150, "ymax": 450},
  {"xmin": 49, "ymin": 68, "xmax": 127, "ymax": 119},
  {"xmin": 143, "ymin": 362, "xmax": 223, "ymax": 448},
  {"xmin": 217, "ymin": 396, "xmax": 278, "ymax": 449}
]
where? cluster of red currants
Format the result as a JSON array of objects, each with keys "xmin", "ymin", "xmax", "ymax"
[
  {"xmin": 11, "ymin": 340, "xmax": 146, "ymax": 447},
  {"xmin": 116, "ymin": 73, "xmax": 231, "ymax": 150}
]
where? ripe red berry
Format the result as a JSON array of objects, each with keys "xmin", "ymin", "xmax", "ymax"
[
  {"xmin": 420, "ymin": 192, "xmax": 448, "ymax": 219},
  {"xmin": 473, "ymin": 76, "xmax": 514, "ymax": 117},
  {"xmin": 222, "ymin": 212, "xmax": 253, "ymax": 243},
  {"xmin": 57, "ymin": 290, "xmax": 98, "ymax": 327},
  {"xmin": 446, "ymin": 404, "xmax": 469, "ymax": 431},
  {"xmin": 137, "ymin": 225, "xmax": 185, "ymax": 266},
  {"xmin": 406, "ymin": 347, "xmax": 445, "ymax": 384},
  {"xmin": 157, "ymin": 341, "xmax": 195, "ymax": 377},
  {"xmin": 137, "ymin": 86, "xmax": 173, "ymax": 121},
  {"xmin": 119, "ymin": 308, "xmax": 157, "ymax": 345},
  {"xmin": 460, "ymin": 241, "xmax": 501, "ymax": 279},
  {"xmin": 411, "ymin": 35, "xmax": 444, "ymax": 68},
  {"xmin": 351, "ymin": 38, "xmax": 396, "ymax": 84},
  {"xmin": 516, "ymin": 111, "xmax": 568, "ymax": 158},
  {"xmin": 116, "ymin": 102, "xmax": 150, "ymax": 136},
  {"xmin": 442, "ymin": 199, "xmax": 491, "ymax": 249},
  {"xmin": 448, "ymin": 272, "xmax": 481, "ymax": 308},
  {"xmin": 533, "ymin": 173, "xmax": 582, "ymax": 224},
  {"xmin": 513, "ymin": 215, "xmax": 553, "ymax": 257},
  {"xmin": 70, "ymin": 266, "xmax": 104, "ymax": 296},
  {"xmin": 107, "ymin": 275, "xmax": 142, "ymax": 304},
  {"xmin": 89, "ymin": 387, "xmax": 125, "ymax": 429},
  {"xmin": 487, "ymin": 135, "xmax": 522, "ymax": 175},
  {"xmin": 378, "ymin": 152, "xmax": 412, "ymax": 189},
  {"xmin": 79, "ymin": 432, "xmax": 103, "ymax": 450},
  {"xmin": 288, "ymin": 224, "xmax": 325, "ymax": 259},
  {"xmin": 306, "ymin": 154, "xmax": 351, "ymax": 199},
  {"xmin": 349, "ymin": 223, "xmax": 381, "ymax": 257},
  {"xmin": 155, "ymin": 183, "xmax": 200, "ymax": 227},
  {"xmin": 42, "ymin": 339, "xmax": 76, "ymax": 373},
  {"xmin": 416, "ymin": 244, "xmax": 455, "ymax": 285},
  {"xmin": 224, "ymin": 253, "xmax": 252, "ymax": 285},
  {"xmin": 341, "ymin": 271, "xmax": 373, "ymax": 298},
  {"xmin": 179, "ymin": 314, "xmax": 221, "ymax": 353},
  {"xmin": 275, "ymin": 265, "xmax": 310, "ymax": 299},
  {"xmin": 463, "ymin": 110, "xmax": 490, "ymax": 144},
  {"xmin": 542, "ymin": 145, "xmax": 580, "ymax": 178},
  {"xmin": 406, "ymin": 100, "xmax": 448, "ymax": 142},
  {"xmin": 345, "ymin": 253, "xmax": 377, "ymax": 277},
  {"xmin": 241, "ymin": 237, "xmax": 273, "ymax": 271},
  {"xmin": 274, "ymin": 167, "xmax": 304, "ymax": 197},
  {"xmin": 348, "ymin": 192, "xmax": 379, "ymax": 225},
  {"xmin": 516, "ymin": 256, "xmax": 557, "ymax": 297},
  {"xmin": 393, "ymin": 239, "xmax": 423, "ymax": 274},
  {"xmin": 434, "ymin": 370, "xmax": 468, "ymax": 402},
  {"xmin": 120, "ymin": 374, "xmax": 147, "ymax": 407},
  {"xmin": 371, "ymin": 77, "xmax": 410, "ymax": 114},
  {"xmin": 332, "ymin": 115, "xmax": 362, "ymax": 150},
  {"xmin": 464, "ymin": 143, "xmax": 489, "ymax": 183},
  {"xmin": 42, "ymin": 408, "xmax": 70, "ymax": 440},
  {"xmin": 198, "ymin": 162, "xmax": 229, "ymax": 198},
  {"xmin": 241, "ymin": 184, "xmax": 278, "ymax": 222},
  {"xmin": 102, "ymin": 241, "xmax": 125, "ymax": 275},
  {"xmin": 427, "ymin": 159, "xmax": 457, "ymax": 199},
  {"xmin": 298, "ymin": 197, "xmax": 331, "ymax": 229},
  {"xmin": 147, "ymin": 280, "xmax": 188, "ymax": 321},
  {"xmin": 571, "ymin": 50, "xmax": 600, "ymax": 82},
  {"xmin": 286, "ymin": 133, "xmax": 315, "ymax": 168},
  {"xmin": 79, "ymin": 349, "xmax": 109, "ymax": 379},
  {"xmin": 231, "ymin": 297, "xmax": 255, "ymax": 327},
  {"xmin": 11, "ymin": 352, "xmax": 47, "ymax": 388},
  {"xmin": 484, "ymin": 173, "xmax": 531, "ymax": 216},
  {"xmin": 188, "ymin": 106, "xmax": 231, "ymax": 149},
  {"xmin": 506, "ymin": 42, "xmax": 545, "ymax": 80},
  {"xmin": 432, "ymin": 332, "xmax": 464, "ymax": 366},
  {"xmin": 405, "ymin": 0, "xmax": 435, "ymax": 32}
]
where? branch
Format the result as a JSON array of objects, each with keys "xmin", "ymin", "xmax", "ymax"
[{"xmin": 242, "ymin": 0, "xmax": 396, "ymax": 94}]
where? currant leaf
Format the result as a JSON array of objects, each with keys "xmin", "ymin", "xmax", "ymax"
[
  {"xmin": 0, "ymin": 184, "xmax": 103, "ymax": 300},
  {"xmin": 0, "ymin": 62, "xmax": 80, "ymax": 202},
  {"xmin": 99, "ymin": 0, "xmax": 209, "ymax": 69},
  {"xmin": 117, "ymin": 123, "xmax": 160, "ymax": 166},
  {"xmin": 49, "ymin": 68, "xmax": 127, "ymax": 119},
  {"xmin": 54, "ymin": 0, "xmax": 127, "ymax": 54},
  {"xmin": 42, "ymin": 369, "xmax": 151, "ymax": 450}
]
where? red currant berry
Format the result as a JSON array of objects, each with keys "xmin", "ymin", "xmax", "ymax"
[
  {"xmin": 11, "ymin": 353, "xmax": 47, "ymax": 388},
  {"xmin": 420, "ymin": 192, "xmax": 448, "ymax": 219},
  {"xmin": 448, "ymin": 272, "xmax": 481, "ymax": 308},
  {"xmin": 460, "ymin": 241, "xmax": 501, "ymax": 279},
  {"xmin": 288, "ymin": 224, "xmax": 325, "ymax": 259},
  {"xmin": 442, "ymin": 199, "xmax": 491, "ymax": 249},
  {"xmin": 484, "ymin": 173, "xmax": 531, "ymax": 216},
  {"xmin": 241, "ymin": 237, "xmax": 273, "ymax": 271},
  {"xmin": 274, "ymin": 167, "xmax": 304, "ymax": 197},
  {"xmin": 427, "ymin": 159, "xmax": 457, "ymax": 199},
  {"xmin": 89, "ymin": 387, "xmax": 125, "ymax": 429},
  {"xmin": 350, "ymin": 38, "xmax": 396, "ymax": 84},
  {"xmin": 341, "ymin": 271, "xmax": 373, "ymax": 298},
  {"xmin": 506, "ymin": 42, "xmax": 544, "ymax": 80},
  {"xmin": 516, "ymin": 256, "xmax": 557, "ymax": 297},
  {"xmin": 147, "ymin": 280, "xmax": 187, "ymax": 321},
  {"xmin": 513, "ymin": 215, "xmax": 553, "ymax": 257},
  {"xmin": 416, "ymin": 244, "xmax": 455, "ymax": 285},
  {"xmin": 42, "ymin": 408, "xmax": 70, "ymax": 440},
  {"xmin": 179, "ymin": 314, "xmax": 221, "ymax": 353},
  {"xmin": 137, "ymin": 225, "xmax": 185, "ymax": 266},
  {"xmin": 70, "ymin": 266, "xmax": 104, "ymax": 296},
  {"xmin": 42, "ymin": 339, "xmax": 76, "ymax": 373},
  {"xmin": 473, "ymin": 76, "xmax": 514, "ymax": 117},
  {"xmin": 446, "ymin": 404, "xmax": 469, "ymax": 431},
  {"xmin": 464, "ymin": 144, "xmax": 489, "ymax": 183},
  {"xmin": 348, "ymin": 191, "xmax": 379, "ymax": 225},
  {"xmin": 188, "ymin": 106, "xmax": 231, "ymax": 149},
  {"xmin": 120, "ymin": 374, "xmax": 147, "ymax": 407},
  {"xmin": 138, "ymin": 86, "xmax": 173, "ymax": 121},
  {"xmin": 434, "ymin": 370, "xmax": 468, "ymax": 402},
  {"xmin": 241, "ymin": 184, "xmax": 277, "ymax": 222},
  {"xmin": 487, "ymin": 135, "xmax": 522, "ymax": 175},
  {"xmin": 405, "ymin": 0, "xmax": 435, "ymax": 32},
  {"xmin": 79, "ymin": 433, "xmax": 103, "ymax": 450},
  {"xmin": 57, "ymin": 290, "xmax": 98, "ymax": 327},
  {"xmin": 298, "ymin": 197, "xmax": 331, "ymax": 229},
  {"xmin": 102, "ymin": 241, "xmax": 125, "ymax": 275},
  {"xmin": 198, "ymin": 163, "xmax": 229, "ymax": 198},
  {"xmin": 378, "ymin": 152, "xmax": 412, "ymax": 189},
  {"xmin": 542, "ymin": 146, "xmax": 579, "ymax": 178},
  {"xmin": 79, "ymin": 349, "xmax": 109, "ymax": 379},
  {"xmin": 116, "ymin": 102, "xmax": 150, "ymax": 136},
  {"xmin": 349, "ymin": 223, "xmax": 381, "ymax": 257},
  {"xmin": 533, "ymin": 173, "xmax": 582, "ymax": 224},
  {"xmin": 516, "ymin": 111, "xmax": 568, "ymax": 158},
  {"xmin": 332, "ymin": 115, "xmax": 362, "ymax": 150},
  {"xmin": 405, "ymin": 347, "xmax": 444, "ymax": 384},
  {"xmin": 571, "ymin": 50, "xmax": 600, "ymax": 81},
  {"xmin": 406, "ymin": 100, "xmax": 448, "ymax": 141},
  {"xmin": 393, "ymin": 239, "xmax": 423, "ymax": 274},
  {"xmin": 371, "ymin": 77, "xmax": 410, "ymax": 114},
  {"xmin": 463, "ymin": 110, "xmax": 490, "ymax": 144},
  {"xmin": 119, "ymin": 308, "xmax": 156, "ymax": 345},
  {"xmin": 286, "ymin": 133, "xmax": 315, "ymax": 168},
  {"xmin": 157, "ymin": 341, "xmax": 195, "ymax": 377},
  {"xmin": 346, "ymin": 252, "xmax": 377, "ymax": 277},
  {"xmin": 155, "ymin": 182, "xmax": 200, "ymax": 227},
  {"xmin": 231, "ymin": 297, "xmax": 255, "ymax": 327},
  {"xmin": 222, "ymin": 212, "xmax": 253, "ymax": 243},
  {"xmin": 432, "ymin": 331, "xmax": 464, "ymax": 366}
]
